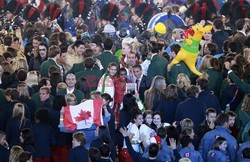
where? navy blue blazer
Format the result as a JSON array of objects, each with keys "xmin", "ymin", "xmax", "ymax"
[
  {"xmin": 156, "ymin": 98, "xmax": 182, "ymax": 124},
  {"xmin": 49, "ymin": 108, "xmax": 72, "ymax": 146},
  {"xmin": 68, "ymin": 146, "xmax": 88, "ymax": 162},
  {"xmin": 23, "ymin": 145, "xmax": 35, "ymax": 159},
  {"xmin": 6, "ymin": 117, "xmax": 32, "ymax": 148},
  {"xmin": 41, "ymin": 98, "xmax": 53, "ymax": 109},
  {"xmin": 138, "ymin": 75, "xmax": 152, "ymax": 102},
  {"xmin": 175, "ymin": 96, "xmax": 207, "ymax": 131},
  {"xmin": 19, "ymin": 97, "xmax": 37, "ymax": 123},
  {"xmin": 0, "ymin": 144, "xmax": 9, "ymax": 162},
  {"xmin": 106, "ymin": 105, "xmax": 116, "ymax": 144},
  {"xmin": 3, "ymin": 100, "xmax": 31, "ymax": 129},
  {"xmin": 198, "ymin": 90, "xmax": 222, "ymax": 114},
  {"xmin": 90, "ymin": 138, "xmax": 116, "ymax": 161},
  {"xmin": 32, "ymin": 123, "xmax": 56, "ymax": 158}
]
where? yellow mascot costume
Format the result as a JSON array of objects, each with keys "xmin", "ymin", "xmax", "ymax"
[{"xmin": 169, "ymin": 24, "xmax": 212, "ymax": 76}]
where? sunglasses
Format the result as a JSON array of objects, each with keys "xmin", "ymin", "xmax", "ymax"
[{"xmin": 39, "ymin": 49, "xmax": 46, "ymax": 51}]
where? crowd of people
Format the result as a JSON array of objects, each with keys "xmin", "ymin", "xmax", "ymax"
[{"xmin": 0, "ymin": 0, "xmax": 250, "ymax": 161}]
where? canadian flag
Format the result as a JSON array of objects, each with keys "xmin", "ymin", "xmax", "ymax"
[{"xmin": 63, "ymin": 98, "xmax": 103, "ymax": 131}]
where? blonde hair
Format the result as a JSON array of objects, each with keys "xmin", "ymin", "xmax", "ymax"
[
  {"xmin": 243, "ymin": 48, "xmax": 250, "ymax": 62},
  {"xmin": 1, "ymin": 61, "xmax": 14, "ymax": 74},
  {"xmin": 25, "ymin": 71, "xmax": 39, "ymax": 87},
  {"xmin": 200, "ymin": 55, "xmax": 213, "ymax": 72},
  {"xmin": 56, "ymin": 82, "xmax": 67, "ymax": 93},
  {"xmin": 241, "ymin": 94, "xmax": 250, "ymax": 113},
  {"xmin": 17, "ymin": 83, "xmax": 30, "ymax": 99},
  {"xmin": 122, "ymin": 38, "xmax": 136, "ymax": 53},
  {"xmin": 176, "ymin": 73, "xmax": 191, "ymax": 91},
  {"xmin": 144, "ymin": 76, "xmax": 166, "ymax": 109},
  {"xmin": 15, "ymin": 58, "xmax": 28, "ymax": 71},
  {"xmin": 199, "ymin": 72, "xmax": 209, "ymax": 80},
  {"xmin": 9, "ymin": 145, "xmax": 24, "ymax": 162},
  {"xmin": 65, "ymin": 32, "xmax": 74, "ymax": 44},
  {"xmin": 180, "ymin": 118, "xmax": 194, "ymax": 131},
  {"xmin": 65, "ymin": 93, "xmax": 77, "ymax": 105},
  {"xmin": 12, "ymin": 103, "xmax": 26, "ymax": 128}
]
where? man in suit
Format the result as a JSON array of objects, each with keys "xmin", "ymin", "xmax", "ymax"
[
  {"xmin": 232, "ymin": 19, "xmax": 248, "ymax": 47},
  {"xmin": 58, "ymin": 74, "xmax": 84, "ymax": 103},
  {"xmin": 133, "ymin": 64, "xmax": 152, "ymax": 103},
  {"xmin": 147, "ymin": 41, "xmax": 168, "ymax": 78},
  {"xmin": 95, "ymin": 38, "xmax": 119, "ymax": 72}
]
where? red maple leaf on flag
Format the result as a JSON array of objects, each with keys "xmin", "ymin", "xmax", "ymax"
[{"xmin": 74, "ymin": 110, "xmax": 92, "ymax": 122}]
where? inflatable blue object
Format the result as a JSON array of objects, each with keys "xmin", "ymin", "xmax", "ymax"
[{"xmin": 147, "ymin": 12, "xmax": 186, "ymax": 29}]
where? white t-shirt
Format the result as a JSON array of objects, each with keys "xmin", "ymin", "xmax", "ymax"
[{"xmin": 139, "ymin": 124, "xmax": 156, "ymax": 146}]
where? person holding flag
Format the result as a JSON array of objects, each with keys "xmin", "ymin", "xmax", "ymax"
[{"xmin": 59, "ymin": 92, "xmax": 111, "ymax": 148}]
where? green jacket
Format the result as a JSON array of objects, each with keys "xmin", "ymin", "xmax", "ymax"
[
  {"xmin": 64, "ymin": 63, "xmax": 100, "ymax": 80},
  {"xmin": 229, "ymin": 71, "xmax": 250, "ymax": 93},
  {"xmin": 237, "ymin": 110, "xmax": 250, "ymax": 142},
  {"xmin": 147, "ymin": 55, "xmax": 168, "ymax": 78},
  {"xmin": 40, "ymin": 59, "xmax": 59, "ymax": 78},
  {"xmin": 31, "ymin": 93, "xmax": 54, "ymax": 109},
  {"xmin": 95, "ymin": 51, "xmax": 119, "ymax": 72},
  {"xmin": 205, "ymin": 68, "xmax": 223, "ymax": 97},
  {"xmin": 75, "ymin": 68, "xmax": 104, "ymax": 91},
  {"xmin": 167, "ymin": 61, "xmax": 191, "ymax": 84},
  {"xmin": 66, "ymin": 63, "xmax": 85, "ymax": 75},
  {"xmin": 57, "ymin": 88, "xmax": 85, "ymax": 103}
]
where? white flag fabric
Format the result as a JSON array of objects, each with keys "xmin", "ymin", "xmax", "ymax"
[{"xmin": 63, "ymin": 98, "xmax": 103, "ymax": 131}]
